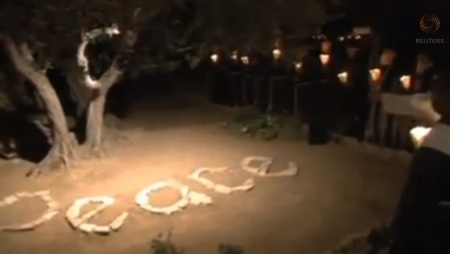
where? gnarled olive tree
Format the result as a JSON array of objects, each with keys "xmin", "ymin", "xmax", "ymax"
[{"xmin": 0, "ymin": 0, "xmax": 164, "ymax": 176}]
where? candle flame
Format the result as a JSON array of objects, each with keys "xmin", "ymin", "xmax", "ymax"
[
  {"xmin": 231, "ymin": 51, "xmax": 238, "ymax": 60},
  {"xmin": 400, "ymin": 75, "xmax": 411, "ymax": 89},
  {"xmin": 319, "ymin": 54, "xmax": 330, "ymax": 65},
  {"xmin": 241, "ymin": 56, "xmax": 249, "ymax": 65},
  {"xmin": 210, "ymin": 54, "xmax": 218, "ymax": 63},
  {"xmin": 338, "ymin": 72, "xmax": 348, "ymax": 83},
  {"xmin": 410, "ymin": 126, "xmax": 431, "ymax": 147},
  {"xmin": 272, "ymin": 49, "xmax": 281, "ymax": 59},
  {"xmin": 370, "ymin": 68, "xmax": 381, "ymax": 81}
]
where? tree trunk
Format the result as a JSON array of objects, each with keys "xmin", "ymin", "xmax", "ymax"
[
  {"xmin": 32, "ymin": 74, "xmax": 77, "ymax": 162},
  {"xmin": 84, "ymin": 63, "xmax": 122, "ymax": 155},
  {"xmin": 1, "ymin": 35, "xmax": 77, "ymax": 176},
  {"xmin": 86, "ymin": 91, "xmax": 106, "ymax": 153}
]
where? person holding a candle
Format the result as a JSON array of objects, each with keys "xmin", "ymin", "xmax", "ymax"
[
  {"xmin": 269, "ymin": 47, "xmax": 290, "ymax": 112},
  {"xmin": 338, "ymin": 41, "xmax": 370, "ymax": 141},
  {"xmin": 208, "ymin": 49, "xmax": 232, "ymax": 106},
  {"xmin": 390, "ymin": 68, "xmax": 450, "ymax": 254},
  {"xmin": 367, "ymin": 47, "xmax": 401, "ymax": 145},
  {"xmin": 307, "ymin": 40, "xmax": 339, "ymax": 144}
]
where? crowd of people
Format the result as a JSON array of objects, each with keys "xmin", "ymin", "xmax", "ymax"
[
  {"xmin": 207, "ymin": 35, "xmax": 450, "ymax": 253},
  {"xmin": 207, "ymin": 35, "xmax": 438, "ymax": 149}
]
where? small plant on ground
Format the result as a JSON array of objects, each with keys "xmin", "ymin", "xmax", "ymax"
[
  {"xmin": 224, "ymin": 108, "xmax": 304, "ymax": 141},
  {"xmin": 217, "ymin": 243, "xmax": 244, "ymax": 253},
  {"xmin": 151, "ymin": 231, "xmax": 183, "ymax": 254}
]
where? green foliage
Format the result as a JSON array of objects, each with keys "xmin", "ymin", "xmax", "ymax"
[{"xmin": 227, "ymin": 108, "xmax": 304, "ymax": 141}]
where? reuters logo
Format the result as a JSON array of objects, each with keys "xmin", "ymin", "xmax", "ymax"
[{"xmin": 420, "ymin": 14, "xmax": 440, "ymax": 33}]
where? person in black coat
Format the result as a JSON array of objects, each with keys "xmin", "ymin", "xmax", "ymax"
[
  {"xmin": 340, "ymin": 41, "xmax": 370, "ymax": 141},
  {"xmin": 390, "ymin": 68, "xmax": 450, "ymax": 254},
  {"xmin": 208, "ymin": 50, "xmax": 232, "ymax": 106}
]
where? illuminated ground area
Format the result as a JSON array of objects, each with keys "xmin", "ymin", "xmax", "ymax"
[{"xmin": 0, "ymin": 91, "xmax": 410, "ymax": 254}]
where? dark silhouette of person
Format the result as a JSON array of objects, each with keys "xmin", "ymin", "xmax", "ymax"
[
  {"xmin": 340, "ymin": 41, "xmax": 370, "ymax": 141},
  {"xmin": 390, "ymin": 68, "xmax": 450, "ymax": 254},
  {"xmin": 305, "ymin": 42, "xmax": 331, "ymax": 144},
  {"xmin": 413, "ymin": 53, "xmax": 437, "ymax": 93}
]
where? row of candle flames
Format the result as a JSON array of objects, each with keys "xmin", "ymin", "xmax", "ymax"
[
  {"xmin": 211, "ymin": 49, "xmax": 411, "ymax": 90},
  {"xmin": 211, "ymin": 49, "xmax": 429, "ymax": 146}
]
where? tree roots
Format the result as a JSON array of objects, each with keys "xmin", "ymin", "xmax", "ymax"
[{"xmin": 26, "ymin": 133, "xmax": 78, "ymax": 178}]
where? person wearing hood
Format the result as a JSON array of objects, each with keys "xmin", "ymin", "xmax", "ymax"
[{"xmin": 390, "ymin": 68, "xmax": 450, "ymax": 254}]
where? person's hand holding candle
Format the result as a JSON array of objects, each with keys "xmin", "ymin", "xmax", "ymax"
[
  {"xmin": 294, "ymin": 62, "xmax": 302, "ymax": 72},
  {"xmin": 370, "ymin": 68, "xmax": 381, "ymax": 82},
  {"xmin": 337, "ymin": 72, "xmax": 348, "ymax": 84},
  {"xmin": 319, "ymin": 54, "xmax": 329, "ymax": 66},
  {"xmin": 272, "ymin": 49, "xmax": 281, "ymax": 60},
  {"xmin": 400, "ymin": 75, "xmax": 411, "ymax": 90},
  {"xmin": 231, "ymin": 51, "xmax": 238, "ymax": 61},
  {"xmin": 210, "ymin": 54, "xmax": 218, "ymax": 63},
  {"xmin": 241, "ymin": 56, "xmax": 249, "ymax": 65}
]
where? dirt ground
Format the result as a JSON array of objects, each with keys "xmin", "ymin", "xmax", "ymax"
[{"xmin": 0, "ymin": 91, "xmax": 411, "ymax": 254}]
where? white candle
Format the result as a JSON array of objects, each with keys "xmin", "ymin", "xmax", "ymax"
[
  {"xmin": 337, "ymin": 72, "xmax": 348, "ymax": 83},
  {"xmin": 210, "ymin": 54, "xmax": 218, "ymax": 63},
  {"xmin": 272, "ymin": 49, "xmax": 281, "ymax": 60},
  {"xmin": 400, "ymin": 75, "xmax": 411, "ymax": 90},
  {"xmin": 231, "ymin": 51, "xmax": 238, "ymax": 61},
  {"xmin": 241, "ymin": 56, "xmax": 249, "ymax": 65},
  {"xmin": 370, "ymin": 68, "xmax": 381, "ymax": 81},
  {"xmin": 410, "ymin": 126, "xmax": 431, "ymax": 147},
  {"xmin": 319, "ymin": 54, "xmax": 330, "ymax": 65}
]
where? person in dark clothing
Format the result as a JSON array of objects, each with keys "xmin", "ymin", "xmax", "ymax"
[
  {"xmin": 413, "ymin": 53, "xmax": 436, "ymax": 93},
  {"xmin": 339, "ymin": 42, "xmax": 370, "ymax": 141},
  {"xmin": 367, "ymin": 48, "xmax": 401, "ymax": 145},
  {"xmin": 268, "ymin": 48, "xmax": 290, "ymax": 113},
  {"xmin": 305, "ymin": 41, "xmax": 333, "ymax": 144},
  {"xmin": 208, "ymin": 50, "xmax": 232, "ymax": 106},
  {"xmin": 303, "ymin": 40, "xmax": 342, "ymax": 144},
  {"xmin": 390, "ymin": 68, "xmax": 450, "ymax": 254},
  {"xmin": 250, "ymin": 50, "xmax": 270, "ymax": 113}
]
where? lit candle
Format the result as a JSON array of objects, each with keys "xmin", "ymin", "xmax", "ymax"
[
  {"xmin": 241, "ymin": 56, "xmax": 249, "ymax": 65},
  {"xmin": 319, "ymin": 54, "xmax": 330, "ymax": 66},
  {"xmin": 355, "ymin": 35, "xmax": 361, "ymax": 40},
  {"xmin": 369, "ymin": 68, "xmax": 381, "ymax": 82},
  {"xmin": 409, "ymin": 126, "xmax": 431, "ymax": 148},
  {"xmin": 210, "ymin": 54, "xmax": 218, "ymax": 63},
  {"xmin": 231, "ymin": 51, "xmax": 238, "ymax": 61},
  {"xmin": 337, "ymin": 72, "xmax": 348, "ymax": 83},
  {"xmin": 295, "ymin": 62, "xmax": 302, "ymax": 72},
  {"xmin": 272, "ymin": 49, "xmax": 281, "ymax": 60},
  {"xmin": 400, "ymin": 75, "xmax": 411, "ymax": 90},
  {"xmin": 338, "ymin": 36, "xmax": 344, "ymax": 41}
]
